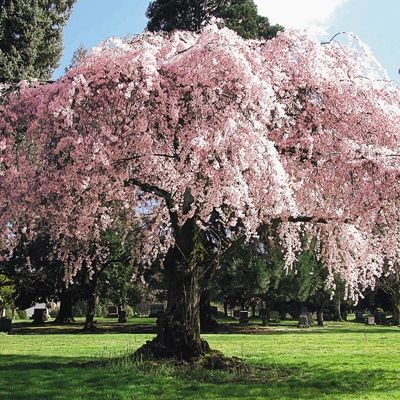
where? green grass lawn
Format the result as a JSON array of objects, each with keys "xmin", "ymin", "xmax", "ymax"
[{"xmin": 0, "ymin": 321, "xmax": 399, "ymax": 400}]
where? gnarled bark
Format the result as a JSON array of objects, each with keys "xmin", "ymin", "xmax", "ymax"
[
  {"xmin": 392, "ymin": 304, "xmax": 400, "ymax": 326},
  {"xmin": 136, "ymin": 219, "xmax": 211, "ymax": 361},
  {"xmin": 316, "ymin": 307, "xmax": 324, "ymax": 327},
  {"xmin": 54, "ymin": 292, "xmax": 75, "ymax": 324},
  {"xmin": 84, "ymin": 292, "xmax": 96, "ymax": 331}
]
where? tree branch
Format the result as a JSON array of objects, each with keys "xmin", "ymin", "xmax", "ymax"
[
  {"xmin": 273, "ymin": 215, "xmax": 353, "ymax": 224},
  {"xmin": 125, "ymin": 177, "xmax": 180, "ymax": 235}
]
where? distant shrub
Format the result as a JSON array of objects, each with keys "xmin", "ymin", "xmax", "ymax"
[
  {"xmin": 72, "ymin": 300, "xmax": 86, "ymax": 317},
  {"xmin": 124, "ymin": 305, "xmax": 133, "ymax": 318},
  {"xmin": 2, "ymin": 309, "xmax": 26, "ymax": 320},
  {"xmin": 15, "ymin": 309, "xmax": 27, "ymax": 320}
]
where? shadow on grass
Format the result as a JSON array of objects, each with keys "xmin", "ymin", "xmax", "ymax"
[
  {"xmin": 10, "ymin": 319, "xmax": 399, "ymax": 337},
  {"xmin": 9, "ymin": 320, "xmax": 157, "ymax": 335},
  {"xmin": 216, "ymin": 323, "xmax": 400, "ymax": 336},
  {"xmin": 0, "ymin": 353, "xmax": 398, "ymax": 400}
]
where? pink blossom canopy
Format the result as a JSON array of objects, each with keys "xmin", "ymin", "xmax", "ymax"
[{"xmin": 1, "ymin": 26, "xmax": 399, "ymax": 299}]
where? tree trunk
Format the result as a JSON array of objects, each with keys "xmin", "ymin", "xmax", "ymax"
[
  {"xmin": 392, "ymin": 303, "xmax": 400, "ymax": 326},
  {"xmin": 137, "ymin": 253, "xmax": 207, "ymax": 360},
  {"xmin": 84, "ymin": 292, "xmax": 96, "ymax": 330},
  {"xmin": 200, "ymin": 290, "xmax": 218, "ymax": 332},
  {"xmin": 251, "ymin": 304, "xmax": 256, "ymax": 318},
  {"xmin": 54, "ymin": 292, "xmax": 75, "ymax": 324},
  {"xmin": 223, "ymin": 299, "xmax": 228, "ymax": 317},
  {"xmin": 316, "ymin": 308, "xmax": 324, "ymax": 327},
  {"xmin": 334, "ymin": 298, "xmax": 343, "ymax": 321},
  {"xmin": 261, "ymin": 309, "xmax": 267, "ymax": 326},
  {"xmin": 136, "ymin": 219, "xmax": 210, "ymax": 361}
]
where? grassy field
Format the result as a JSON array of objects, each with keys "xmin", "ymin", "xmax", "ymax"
[{"xmin": 0, "ymin": 320, "xmax": 399, "ymax": 400}]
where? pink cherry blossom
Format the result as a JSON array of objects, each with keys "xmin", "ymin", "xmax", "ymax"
[{"xmin": 0, "ymin": 26, "xmax": 399, "ymax": 301}]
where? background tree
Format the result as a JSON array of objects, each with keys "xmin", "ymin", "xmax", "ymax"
[
  {"xmin": 96, "ymin": 228, "xmax": 142, "ymax": 320},
  {"xmin": 80, "ymin": 218, "xmax": 138, "ymax": 330},
  {"xmin": 290, "ymin": 246, "xmax": 331, "ymax": 326},
  {"xmin": 214, "ymin": 238, "xmax": 269, "ymax": 314},
  {"xmin": 0, "ymin": 230, "xmax": 79, "ymax": 323},
  {"xmin": 0, "ymin": 0, "xmax": 76, "ymax": 82},
  {"xmin": 146, "ymin": 0, "xmax": 282, "ymax": 39},
  {"xmin": 377, "ymin": 262, "xmax": 400, "ymax": 325},
  {"xmin": 217, "ymin": 0, "xmax": 282, "ymax": 39},
  {"xmin": 0, "ymin": 274, "xmax": 15, "ymax": 317}
]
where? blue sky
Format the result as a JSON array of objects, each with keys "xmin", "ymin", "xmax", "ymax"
[{"xmin": 55, "ymin": 0, "xmax": 399, "ymax": 81}]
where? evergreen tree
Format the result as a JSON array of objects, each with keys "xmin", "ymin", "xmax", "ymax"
[
  {"xmin": 377, "ymin": 262, "xmax": 400, "ymax": 325},
  {"xmin": 0, "ymin": 0, "xmax": 76, "ymax": 82},
  {"xmin": 218, "ymin": 0, "xmax": 282, "ymax": 39},
  {"xmin": 146, "ymin": 0, "xmax": 282, "ymax": 39},
  {"xmin": 0, "ymin": 274, "xmax": 15, "ymax": 317}
]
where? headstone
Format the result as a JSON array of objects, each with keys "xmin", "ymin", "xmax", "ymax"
[
  {"xmin": 107, "ymin": 306, "xmax": 118, "ymax": 318},
  {"xmin": 269, "ymin": 311, "xmax": 280, "ymax": 323},
  {"xmin": 135, "ymin": 302, "xmax": 151, "ymax": 316},
  {"xmin": 374, "ymin": 312, "xmax": 387, "ymax": 325},
  {"xmin": 304, "ymin": 312, "xmax": 314, "ymax": 326},
  {"xmin": 298, "ymin": 314, "xmax": 311, "ymax": 328},
  {"xmin": 355, "ymin": 311, "xmax": 364, "ymax": 322},
  {"xmin": 149, "ymin": 303, "xmax": 165, "ymax": 317},
  {"xmin": 118, "ymin": 310, "xmax": 127, "ymax": 323},
  {"xmin": 0, "ymin": 317, "xmax": 12, "ymax": 333},
  {"xmin": 32, "ymin": 308, "xmax": 46, "ymax": 324},
  {"xmin": 239, "ymin": 310, "xmax": 249, "ymax": 325},
  {"xmin": 365, "ymin": 315, "xmax": 375, "ymax": 325}
]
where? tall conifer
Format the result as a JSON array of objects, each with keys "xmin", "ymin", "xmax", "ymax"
[{"xmin": 0, "ymin": 0, "xmax": 76, "ymax": 82}]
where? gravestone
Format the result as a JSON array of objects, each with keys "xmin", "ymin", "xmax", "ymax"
[
  {"xmin": 107, "ymin": 306, "xmax": 118, "ymax": 318},
  {"xmin": 239, "ymin": 310, "xmax": 249, "ymax": 325},
  {"xmin": 149, "ymin": 303, "xmax": 165, "ymax": 317},
  {"xmin": 118, "ymin": 310, "xmax": 127, "ymax": 323},
  {"xmin": 303, "ymin": 312, "xmax": 314, "ymax": 326},
  {"xmin": 32, "ymin": 308, "xmax": 46, "ymax": 324},
  {"xmin": 0, "ymin": 317, "xmax": 12, "ymax": 333},
  {"xmin": 298, "ymin": 314, "xmax": 311, "ymax": 328},
  {"xmin": 355, "ymin": 311, "xmax": 364, "ymax": 322},
  {"xmin": 365, "ymin": 315, "xmax": 376, "ymax": 325},
  {"xmin": 269, "ymin": 311, "xmax": 280, "ymax": 323}
]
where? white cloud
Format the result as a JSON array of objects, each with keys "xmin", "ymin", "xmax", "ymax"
[{"xmin": 254, "ymin": 0, "xmax": 350, "ymax": 36}]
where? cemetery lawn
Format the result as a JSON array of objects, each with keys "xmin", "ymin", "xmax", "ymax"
[{"xmin": 0, "ymin": 322, "xmax": 399, "ymax": 400}]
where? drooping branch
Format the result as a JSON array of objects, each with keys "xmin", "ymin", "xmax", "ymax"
[
  {"xmin": 278, "ymin": 216, "xmax": 353, "ymax": 225},
  {"xmin": 125, "ymin": 177, "xmax": 180, "ymax": 236},
  {"xmin": 321, "ymin": 32, "xmax": 347, "ymax": 45}
]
